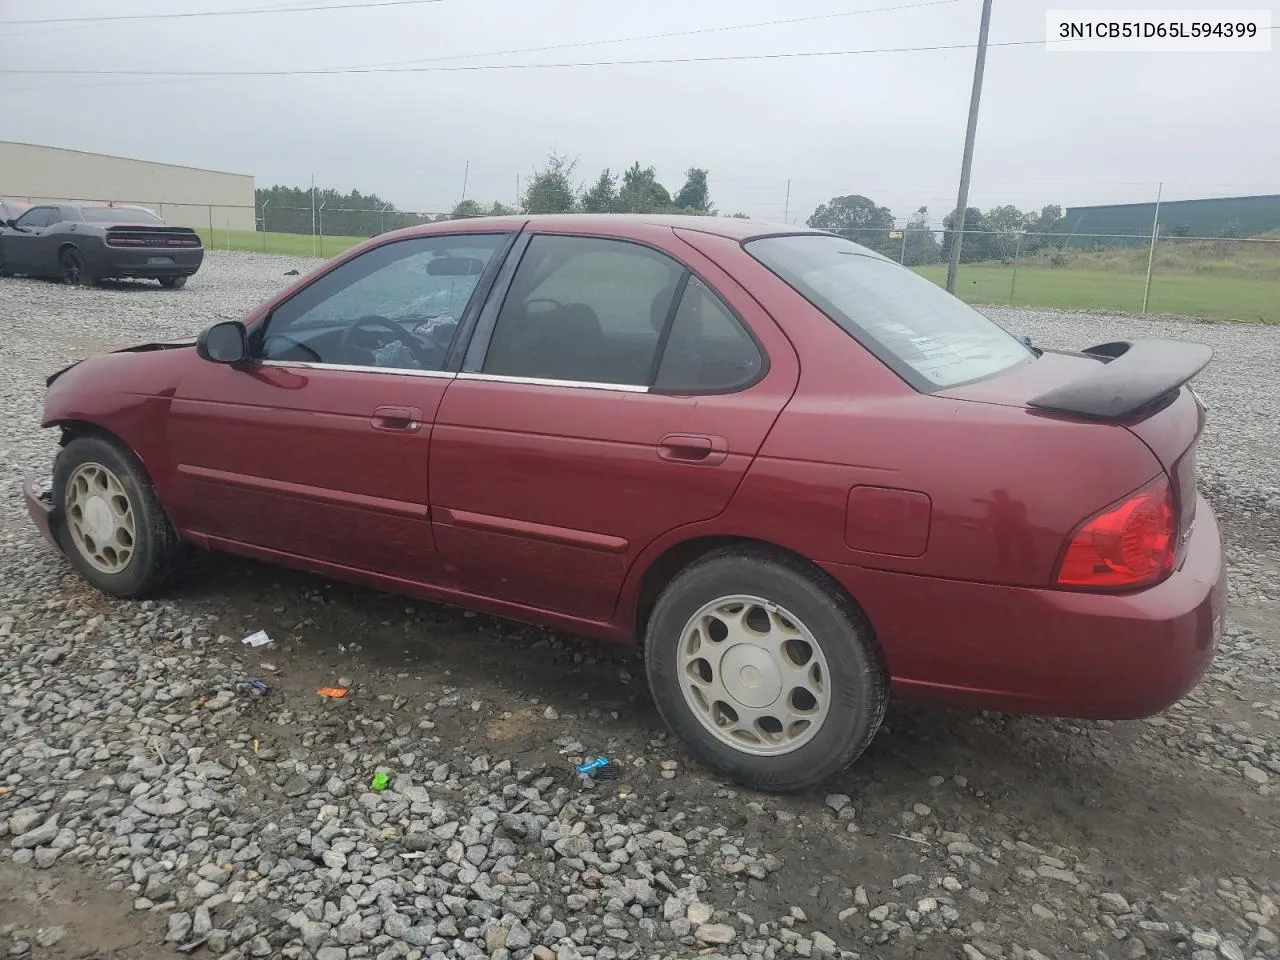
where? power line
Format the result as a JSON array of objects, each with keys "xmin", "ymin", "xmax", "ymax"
[
  {"xmin": 0, "ymin": 37, "xmax": 1090, "ymax": 77},
  {"xmin": 352, "ymin": 0, "xmax": 960, "ymax": 70},
  {"xmin": 0, "ymin": 0, "xmax": 455, "ymax": 27},
  {"xmin": 5, "ymin": 0, "xmax": 960, "ymax": 92}
]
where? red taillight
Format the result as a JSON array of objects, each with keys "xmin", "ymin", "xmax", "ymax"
[
  {"xmin": 1055, "ymin": 476, "xmax": 1176, "ymax": 590},
  {"xmin": 106, "ymin": 236, "xmax": 145, "ymax": 246}
]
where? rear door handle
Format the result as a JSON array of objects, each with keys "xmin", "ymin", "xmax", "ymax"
[
  {"xmin": 371, "ymin": 405, "xmax": 424, "ymax": 432},
  {"xmin": 658, "ymin": 433, "xmax": 728, "ymax": 465}
]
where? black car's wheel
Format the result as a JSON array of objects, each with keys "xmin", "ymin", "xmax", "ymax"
[
  {"xmin": 58, "ymin": 247, "xmax": 93, "ymax": 286},
  {"xmin": 644, "ymin": 546, "xmax": 887, "ymax": 793},
  {"xmin": 52, "ymin": 435, "xmax": 185, "ymax": 598},
  {"xmin": 159, "ymin": 276, "xmax": 187, "ymax": 289}
]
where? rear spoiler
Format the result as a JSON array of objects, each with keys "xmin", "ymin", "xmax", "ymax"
[{"xmin": 1027, "ymin": 338, "xmax": 1212, "ymax": 420}]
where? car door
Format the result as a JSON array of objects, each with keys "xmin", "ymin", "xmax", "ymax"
[
  {"xmin": 429, "ymin": 227, "xmax": 800, "ymax": 621},
  {"xmin": 3, "ymin": 206, "xmax": 55, "ymax": 274},
  {"xmin": 166, "ymin": 230, "xmax": 514, "ymax": 582}
]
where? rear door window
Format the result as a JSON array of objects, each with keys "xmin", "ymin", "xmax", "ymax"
[
  {"xmin": 481, "ymin": 235, "xmax": 684, "ymax": 386},
  {"xmin": 654, "ymin": 276, "xmax": 763, "ymax": 393}
]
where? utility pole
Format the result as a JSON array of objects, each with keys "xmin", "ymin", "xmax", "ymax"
[
  {"xmin": 461, "ymin": 160, "xmax": 470, "ymax": 205},
  {"xmin": 783, "ymin": 179, "xmax": 791, "ymax": 223},
  {"xmin": 945, "ymin": 0, "xmax": 993, "ymax": 294}
]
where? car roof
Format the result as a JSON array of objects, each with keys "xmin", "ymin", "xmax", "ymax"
[{"xmin": 390, "ymin": 213, "xmax": 825, "ymax": 243}]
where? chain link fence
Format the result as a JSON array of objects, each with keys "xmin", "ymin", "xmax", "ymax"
[
  {"xmin": 9, "ymin": 194, "xmax": 1276, "ymax": 323},
  {"xmin": 832, "ymin": 227, "xmax": 1280, "ymax": 324}
]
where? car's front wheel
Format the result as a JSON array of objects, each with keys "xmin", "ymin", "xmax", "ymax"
[
  {"xmin": 52, "ymin": 435, "xmax": 184, "ymax": 597},
  {"xmin": 645, "ymin": 547, "xmax": 887, "ymax": 793},
  {"xmin": 159, "ymin": 276, "xmax": 187, "ymax": 289},
  {"xmin": 58, "ymin": 247, "xmax": 93, "ymax": 286}
]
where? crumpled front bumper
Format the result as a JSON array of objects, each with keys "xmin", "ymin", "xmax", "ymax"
[{"xmin": 22, "ymin": 473, "xmax": 60, "ymax": 550}]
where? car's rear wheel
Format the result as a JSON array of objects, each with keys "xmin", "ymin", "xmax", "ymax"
[
  {"xmin": 159, "ymin": 276, "xmax": 187, "ymax": 289},
  {"xmin": 52, "ymin": 435, "xmax": 184, "ymax": 598},
  {"xmin": 58, "ymin": 247, "xmax": 93, "ymax": 286},
  {"xmin": 644, "ymin": 547, "xmax": 887, "ymax": 793}
]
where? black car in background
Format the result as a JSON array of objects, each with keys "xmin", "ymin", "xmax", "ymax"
[{"xmin": 0, "ymin": 203, "xmax": 203, "ymax": 288}]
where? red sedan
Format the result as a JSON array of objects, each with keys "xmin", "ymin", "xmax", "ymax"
[{"xmin": 23, "ymin": 214, "xmax": 1225, "ymax": 792}]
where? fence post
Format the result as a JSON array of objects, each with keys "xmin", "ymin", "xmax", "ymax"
[
  {"xmin": 207, "ymin": 206, "xmax": 214, "ymax": 249},
  {"xmin": 1008, "ymin": 232, "xmax": 1022, "ymax": 304},
  {"xmin": 900, "ymin": 229, "xmax": 908, "ymax": 265},
  {"xmin": 261, "ymin": 198, "xmax": 270, "ymax": 252},
  {"xmin": 318, "ymin": 199, "xmax": 326, "ymax": 258},
  {"xmin": 1141, "ymin": 182, "xmax": 1163, "ymax": 315}
]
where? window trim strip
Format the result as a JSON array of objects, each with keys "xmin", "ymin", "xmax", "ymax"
[
  {"xmin": 257, "ymin": 360, "xmax": 455, "ymax": 379},
  {"xmin": 457, "ymin": 371, "xmax": 649, "ymax": 393}
]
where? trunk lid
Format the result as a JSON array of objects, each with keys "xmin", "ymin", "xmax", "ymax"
[{"xmin": 939, "ymin": 340, "xmax": 1210, "ymax": 557}]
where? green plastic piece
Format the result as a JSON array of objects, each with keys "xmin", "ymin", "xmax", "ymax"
[{"xmin": 370, "ymin": 771, "xmax": 389, "ymax": 792}]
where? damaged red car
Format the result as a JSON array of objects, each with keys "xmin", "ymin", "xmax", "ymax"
[{"xmin": 23, "ymin": 214, "xmax": 1225, "ymax": 791}]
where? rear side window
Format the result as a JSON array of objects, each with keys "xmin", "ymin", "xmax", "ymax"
[
  {"xmin": 654, "ymin": 277, "xmax": 763, "ymax": 393},
  {"xmin": 746, "ymin": 234, "xmax": 1031, "ymax": 390}
]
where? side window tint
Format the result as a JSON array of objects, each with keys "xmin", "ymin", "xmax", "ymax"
[
  {"xmin": 482, "ymin": 236, "xmax": 684, "ymax": 385},
  {"xmin": 654, "ymin": 277, "xmax": 764, "ymax": 393},
  {"xmin": 17, "ymin": 208, "xmax": 51, "ymax": 228},
  {"xmin": 258, "ymin": 234, "xmax": 505, "ymax": 371}
]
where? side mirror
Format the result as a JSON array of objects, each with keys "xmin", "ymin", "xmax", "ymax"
[{"xmin": 196, "ymin": 321, "xmax": 248, "ymax": 364}]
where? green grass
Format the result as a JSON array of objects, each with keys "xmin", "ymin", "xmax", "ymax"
[
  {"xmin": 914, "ymin": 263, "xmax": 1280, "ymax": 324},
  {"xmin": 194, "ymin": 228, "xmax": 366, "ymax": 257}
]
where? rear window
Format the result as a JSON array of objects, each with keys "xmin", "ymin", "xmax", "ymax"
[
  {"xmin": 81, "ymin": 207, "xmax": 163, "ymax": 224},
  {"xmin": 746, "ymin": 234, "xmax": 1032, "ymax": 390}
]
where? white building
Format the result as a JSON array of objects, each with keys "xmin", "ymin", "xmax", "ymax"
[{"xmin": 0, "ymin": 141, "xmax": 256, "ymax": 231}]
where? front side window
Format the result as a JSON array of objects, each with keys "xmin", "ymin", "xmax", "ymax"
[
  {"xmin": 746, "ymin": 234, "xmax": 1032, "ymax": 390},
  {"xmin": 15, "ymin": 207, "xmax": 54, "ymax": 229},
  {"xmin": 257, "ymin": 233, "xmax": 505, "ymax": 372},
  {"xmin": 482, "ymin": 235, "xmax": 684, "ymax": 385}
]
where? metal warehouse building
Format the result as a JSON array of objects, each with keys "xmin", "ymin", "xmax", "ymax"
[
  {"xmin": 0, "ymin": 141, "xmax": 255, "ymax": 231},
  {"xmin": 1064, "ymin": 193, "xmax": 1280, "ymax": 243}
]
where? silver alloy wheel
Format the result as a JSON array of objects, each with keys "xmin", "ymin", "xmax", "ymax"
[
  {"xmin": 676, "ymin": 594, "xmax": 832, "ymax": 756},
  {"xmin": 64, "ymin": 461, "xmax": 136, "ymax": 574}
]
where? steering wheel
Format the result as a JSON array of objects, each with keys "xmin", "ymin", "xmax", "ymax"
[
  {"xmin": 261, "ymin": 333, "xmax": 322, "ymax": 363},
  {"xmin": 339, "ymin": 314, "xmax": 433, "ymax": 367}
]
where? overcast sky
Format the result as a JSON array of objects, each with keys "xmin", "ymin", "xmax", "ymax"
[{"xmin": 2, "ymin": 0, "xmax": 1276, "ymax": 223}]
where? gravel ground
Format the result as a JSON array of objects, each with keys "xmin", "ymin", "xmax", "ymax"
[{"xmin": 1, "ymin": 252, "xmax": 1277, "ymax": 960}]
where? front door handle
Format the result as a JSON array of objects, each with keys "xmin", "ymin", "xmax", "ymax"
[
  {"xmin": 658, "ymin": 433, "xmax": 728, "ymax": 465},
  {"xmin": 371, "ymin": 405, "xmax": 423, "ymax": 432}
]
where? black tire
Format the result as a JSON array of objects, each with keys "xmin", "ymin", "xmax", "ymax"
[
  {"xmin": 58, "ymin": 247, "xmax": 94, "ymax": 286},
  {"xmin": 159, "ymin": 276, "xmax": 187, "ymax": 289},
  {"xmin": 644, "ymin": 546, "xmax": 887, "ymax": 793},
  {"xmin": 52, "ymin": 435, "xmax": 185, "ymax": 598}
]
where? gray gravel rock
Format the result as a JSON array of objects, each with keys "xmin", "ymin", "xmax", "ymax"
[{"xmin": 0, "ymin": 265, "xmax": 1278, "ymax": 960}]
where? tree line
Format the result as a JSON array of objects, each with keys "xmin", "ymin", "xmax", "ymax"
[
  {"xmin": 255, "ymin": 173, "xmax": 1072, "ymax": 269},
  {"xmin": 254, "ymin": 155, "xmax": 729, "ymax": 239},
  {"xmin": 805, "ymin": 194, "xmax": 1068, "ymax": 265}
]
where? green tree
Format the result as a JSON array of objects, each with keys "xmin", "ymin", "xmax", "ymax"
[
  {"xmin": 488, "ymin": 201, "xmax": 517, "ymax": 216},
  {"xmin": 449, "ymin": 199, "xmax": 486, "ymax": 219},
  {"xmin": 902, "ymin": 206, "xmax": 940, "ymax": 265},
  {"xmin": 983, "ymin": 204, "xmax": 1030, "ymax": 259},
  {"xmin": 522, "ymin": 153, "xmax": 579, "ymax": 214},
  {"xmin": 673, "ymin": 167, "xmax": 711, "ymax": 213},
  {"xmin": 941, "ymin": 206, "xmax": 987, "ymax": 263},
  {"xmin": 806, "ymin": 195, "xmax": 895, "ymax": 234},
  {"xmin": 616, "ymin": 163, "xmax": 672, "ymax": 213},
  {"xmin": 580, "ymin": 169, "xmax": 618, "ymax": 213},
  {"xmin": 730, "ymin": 212, "xmax": 750, "ymax": 219}
]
